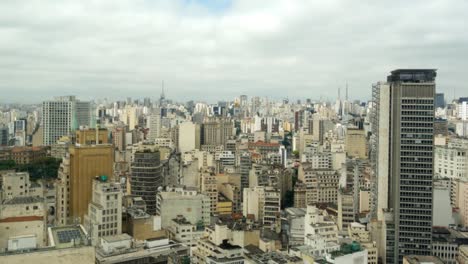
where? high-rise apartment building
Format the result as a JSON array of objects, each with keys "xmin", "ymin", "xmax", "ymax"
[
  {"xmin": 130, "ymin": 144, "xmax": 162, "ymax": 215},
  {"xmin": 147, "ymin": 112, "xmax": 161, "ymax": 142},
  {"xmin": 42, "ymin": 96, "xmax": 92, "ymax": 145},
  {"xmin": 84, "ymin": 176, "xmax": 122, "ymax": 245},
  {"xmin": 372, "ymin": 69, "xmax": 436, "ymax": 262},
  {"xmin": 199, "ymin": 171, "xmax": 217, "ymax": 215}
]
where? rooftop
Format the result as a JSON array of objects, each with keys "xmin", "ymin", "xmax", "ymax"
[
  {"xmin": 329, "ymin": 242, "xmax": 363, "ymax": 259},
  {"xmin": 3, "ymin": 196, "xmax": 43, "ymax": 205},
  {"xmin": 285, "ymin": 207, "xmax": 306, "ymax": 217},
  {"xmin": 403, "ymin": 255, "xmax": 444, "ymax": 264},
  {"xmin": 388, "ymin": 69, "xmax": 437, "ymax": 83},
  {"xmin": 172, "ymin": 216, "xmax": 192, "ymax": 225},
  {"xmin": 49, "ymin": 225, "xmax": 88, "ymax": 248},
  {"xmin": 102, "ymin": 233, "xmax": 132, "ymax": 243}
]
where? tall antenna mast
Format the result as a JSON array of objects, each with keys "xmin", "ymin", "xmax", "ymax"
[{"xmin": 346, "ymin": 81, "xmax": 349, "ymax": 101}]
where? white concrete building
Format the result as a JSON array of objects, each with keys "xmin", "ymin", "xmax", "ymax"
[
  {"xmin": 0, "ymin": 196, "xmax": 46, "ymax": 252},
  {"xmin": 1, "ymin": 172, "xmax": 32, "ymax": 200},
  {"xmin": 435, "ymin": 143, "xmax": 468, "ymax": 179},
  {"xmin": 284, "ymin": 208, "xmax": 306, "ymax": 246},
  {"xmin": 243, "ymin": 186, "xmax": 280, "ymax": 227},
  {"xmin": 84, "ymin": 177, "xmax": 122, "ymax": 245},
  {"xmin": 178, "ymin": 121, "xmax": 197, "ymax": 153},
  {"xmin": 458, "ymin": 101, "xmax": 468, "ymax": 121},
  {"xmin": 304, "ymin": 205, "xmax": 338, "ymax": 244},
  {"xmin": 147, "ymin": 112, "xmax": 161, "ymax": 142},
  {"xmin": 167, "ymin": 215, "xmax": 204, "ymax": 254},
  {"xmin": 156, "ymin": 186, "xmax": 210, "ymax": 228}
]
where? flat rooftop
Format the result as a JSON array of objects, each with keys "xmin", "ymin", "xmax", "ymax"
[
  {"xmin": 50, "ymin": 225, "xmax": 88, "ymax": 248},
  {"xmin": 403, "ymin": 255, "xmax": 444, "ymax": 264},
  {"xmin": 102, "ymin": 233, "xmax": 132, "ymax": 243},
  {"xmin": 3, "ymin": 196, "xmax": 43, "ymax": 205}
]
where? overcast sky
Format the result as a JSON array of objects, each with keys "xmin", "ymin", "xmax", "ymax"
[{"xmin": 1, "ymin": 0, "xmax": 467, "ymax": 103}]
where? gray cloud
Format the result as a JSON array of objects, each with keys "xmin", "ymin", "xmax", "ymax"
[{"xmin": 0, "ymin": 0, "xmax": 467, "ymax": 103}]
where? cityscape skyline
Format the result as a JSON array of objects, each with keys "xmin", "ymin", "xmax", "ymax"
[{"xmin": 2, "ymin": 0, "xmax": 468, "ymax": 263}]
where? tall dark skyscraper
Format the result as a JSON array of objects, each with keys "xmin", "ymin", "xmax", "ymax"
[
  {"xmin": 239, "ymin": 151, "xmax": 252, "ymax": 197},
  {"xmin": 373, "ymin": 69, "xmax": 436, "ymax": 263},
  {"xmin": 435, "ymin": 93, "xmax": 445, "ymax": 108},
  {"xmin": 130, "ymin": 145, "xmax": 162, "ymax": 215}
]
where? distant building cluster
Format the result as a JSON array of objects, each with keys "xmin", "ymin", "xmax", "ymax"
[{"xmin": 1, "ymin": 69, "xmax": 468, "ymax": 263}]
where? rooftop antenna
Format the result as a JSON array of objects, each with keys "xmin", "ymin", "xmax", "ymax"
[{"xmin": 161, "ymin": 80, "xmax": 165, "ymax": 99}]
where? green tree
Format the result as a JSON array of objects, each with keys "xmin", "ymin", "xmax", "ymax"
[
  {"xmin": 17, "ymin": 157, "xmax": 62, "ymax": 181},
  {"xmin": 0, "ymin": 160, "xmax": 16, "ymax": 170}
]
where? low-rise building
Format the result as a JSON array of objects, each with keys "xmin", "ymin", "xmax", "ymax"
[
  {"xmin": 95, "ymin": 234, "xmax": 189, "ymax": 264},
  {"xmin": 243, "ymin": 186, "xmax": 281, "ymax": 227},
  {"xmin": 0, "ymin": 196, "xmax": 46, "ymax": 252},
  {"xmin": 284, "ymin": 208, "xmax": 306, "ymax": 246},
  {"xmin": 193, "ymin": 239, "xmax": 244, "ymax": 264},
  {"xmin": 167, "ymin": 215, "xmax": 204, "ymax": 252}
]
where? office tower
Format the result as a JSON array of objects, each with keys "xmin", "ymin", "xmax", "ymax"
[
  {"xmin": 75, "ymin": 101, "xmax": 94, "ymax": 128},
  {"xmin": 147, "ymin": 112, "xmax": 161, "ymax": 141},
  {"xmin": 84, "ymin": 176, "xmax": 122, "ymax": 245},
  {"xmin": 13, "ymin": 119, "xmax": 26, "ymax": 146},
  {"xmin": 42, "ymin": 96, "xmax": 92, "ymax": 145},
  {"xmin": 68, "ymin": 144, "xmax": 114, "ymax": 223},
  {"xmin": 0, "ymin": 125, "xmax": 8, "ymax": 146},
  {"xmin": 240, "ymin": 94, "xmax": 248, "ymax": 107},
  {"xmin": 143, "ymin": 97, "xmax": 151, "ymax": 107},
  {"xmin": 459, "ymin": 101, "xmax": 468, "ymax": 121},
  {"xmin": 202, "ymin": 118, "xmax": 234, "ymax": 147},
  {"xmin": 130, "ymin": 144, "xmax": 162, "ymax": 215},
  {"xmin": 372, "ymin": 69, "xmax": 436, "ymax": 262},
  {"xmin": 239, "ymin": 151, "xmax": 251, "ymax": 195},
  {"xmin": 435, "ymin": 93, "xmax": 445, "ymax": 108},
  {"xmin": 122, "ymin": 105, "xmax": 138, "ymax": 129}
]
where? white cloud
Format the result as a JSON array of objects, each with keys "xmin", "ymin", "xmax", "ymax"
[{"xmin": 0, "ymin": 0, "xmax": 467, "ymax": 103}]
